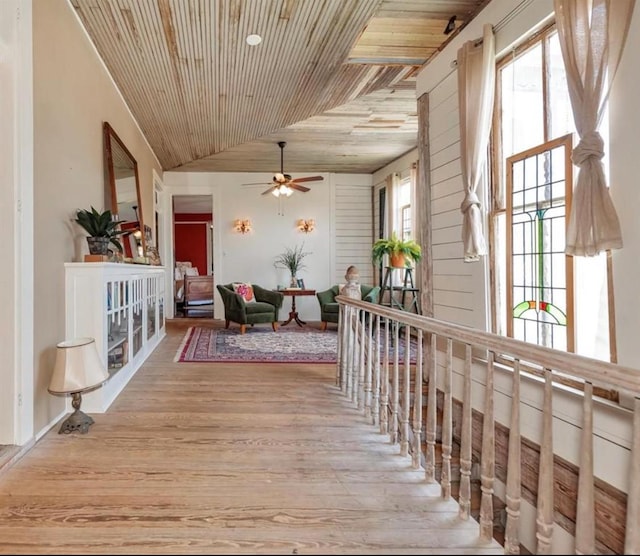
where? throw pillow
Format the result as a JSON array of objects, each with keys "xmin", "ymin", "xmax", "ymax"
[
  {"xmin": 232, "ymin": 282, "xmax": 256, "ymax": 303},
  {"xmin": 185, "ymin": 267, "xmax": 199, "ymax": 276}
]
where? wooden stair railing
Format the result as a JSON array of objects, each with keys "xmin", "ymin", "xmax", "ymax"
[{"xmin": 336, "ymin": 295, "xmax": 640, "ymax": 555}]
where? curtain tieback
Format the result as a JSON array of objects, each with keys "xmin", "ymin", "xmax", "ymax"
[
  {"xmin": 460, "ymin": 191, "xmax": 481, "ymax": 214},
  {"xmin": 572, "ymin": 131, "xmax": 604, "ymax": 167}
]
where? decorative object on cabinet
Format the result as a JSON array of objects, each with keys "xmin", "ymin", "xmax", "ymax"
[
  {"xmin": 103, "ymin": 122, "xmax": 146, "ymax": 254},
  {"xmin": 297, "ymin": 219, "xmax": 315, "ymax": 233},
  {"xmin": 74, "ymin": 206, "xmax": 125, "ymax": 255},
  {"xmin": 65, "ymin": 262, "xmax": 165, "ymax": 413},
  {"xmin": 48, "ymin": 337, "xmax": 109, "ymax": 434},
  {"xmin": 274, "ymin": 243, "xmax": 311, "ymax": 288},
  {"xmin": 233, "ymin": 219, "xmax": 252, "ymax": 234},
  {"xmin": 371, "ymin": 231, "xmax": 422, "ymax": 269},
  {"xmin": 146, "ymin": 246, "xmax": 162, "ymax": 266}
]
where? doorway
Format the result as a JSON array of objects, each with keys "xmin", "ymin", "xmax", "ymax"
[{"xmin": 172, "ymin": 195, "xmax": 214, "ymax": 318}]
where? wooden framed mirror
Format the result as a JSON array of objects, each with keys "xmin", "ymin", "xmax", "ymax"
[{"xmin": 103, "ymin": 122, "xmax": 145, "ymax": 258}]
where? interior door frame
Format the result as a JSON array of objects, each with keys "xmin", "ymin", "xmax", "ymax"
[{"xmin": 166, "ymin": 188, "xmax": 217, "ymax": 318}]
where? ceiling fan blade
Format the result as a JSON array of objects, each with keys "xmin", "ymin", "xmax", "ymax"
[
  {"xmin": 291, "ymin": 175, "xmax": 324, "ymax": 184},
  {"xmin": 288, "ymin": 183, "xmax": 310, "ymax": 193},
  {"xmin": 242, "ymin": 182, "xmax": 269, "ymax": 186},
  {"xmin": 261, "ymin": 185, "xmax": 278, "ymax": 196}
]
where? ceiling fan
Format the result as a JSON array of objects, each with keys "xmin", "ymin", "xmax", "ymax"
[{"xmin": 243, "ymin": 141, "xmax": 324, "ymax": 197}]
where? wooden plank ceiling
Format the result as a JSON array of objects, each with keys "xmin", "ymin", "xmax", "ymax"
[{"xmin": 71, "ymin": 0, "xmax": 485, "ymax": 174}]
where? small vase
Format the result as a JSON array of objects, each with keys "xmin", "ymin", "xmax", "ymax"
[{"xmin": 290, "ymin": 275, "xmax": 298, "ymax": 288}]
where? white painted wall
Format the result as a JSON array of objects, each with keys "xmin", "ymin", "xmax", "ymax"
[
  {"xmin": 163, "ymin": 171, "xmax": 373, "ymax": 322},
  {"xmin": 333, "ymin": 176, "xmax": 374, "ymax": 285},
  {"xmin": 31, "ymin": 0, "xmax": 162, "ymax": 437},
  {"xmin": 609, "ymin": 6, "xmax": 640, "ymax": 370},
  {"xmin": 0, "ymin": 0, "xmax": 34, "ymax": 445}
]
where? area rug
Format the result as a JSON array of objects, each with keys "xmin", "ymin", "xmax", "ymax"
[
  {"xmin": 174, "ymin": 327, "xmax": 339, "ymax": 363},
  {"xmin": 175, "ymin": 326, "xmax": 418, "ymax": 364}
]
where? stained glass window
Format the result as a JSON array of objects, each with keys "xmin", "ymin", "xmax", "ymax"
[{"xmin": 506, "ymin": 135, "xmax": 573, "ymax": 351}]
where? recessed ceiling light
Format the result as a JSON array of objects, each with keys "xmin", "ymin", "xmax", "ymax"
[{"xmin": 246, "ymin": 34, "xmax": 262, "ymax": 46}]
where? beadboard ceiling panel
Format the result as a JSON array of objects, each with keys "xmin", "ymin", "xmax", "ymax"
[{"xmin": 70, "ymin": 0, "xmax": 485, "ymax": 173}]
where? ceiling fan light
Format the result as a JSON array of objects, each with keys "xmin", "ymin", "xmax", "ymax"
[
  {"xmin": 272, "ymin": 188, "xmax": 281, "ymax": 197},
  {"xmin": 282, "ymin": 186, "xmax": 293, "ymax": 197}
]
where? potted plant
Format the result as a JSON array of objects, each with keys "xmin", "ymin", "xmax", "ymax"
[
  {"xmin": 74, "ymin": 206, "xmax": 125, "ymax": 255},
  {"xmin": 274, "ymin": 243, "xmax": 311, "ymax": 288},
  {"xmin": 372, "ymin": 231, "xmax": 422, "ymax": 268}
]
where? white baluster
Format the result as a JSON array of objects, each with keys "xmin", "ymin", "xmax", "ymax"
[
  {"xmin": 479, "ymin": 351, "xmax": 495, "ymax": 541},
  {"xmin": 390, "ymin": 322, "xmax": 400, "ymax": 444},
  {"xmin": 425, "ymin": 332, "xmax": 437, "ymax": 483},
  {"xmin": 459, "ymin": 343, "xmax": 472, "ymax": 520},
  {"xmin": 364, "ymin": 311, "xmax": 373, "ymax": 419},
  {"xmin": 504, "ymin": 359, "xmax": 522, "ymax": 555},
  {"xmin": 372, "ymin": 315, "xmax": 381, "ymax": 426},
  {"xmin": 536, "ymin": 368, "xmax": 554, "ymax": 554},
  {"xmin": 380, "ymin": 318, "xmax": 390, "ymax": 435},
  {"xmin": 401, "ymin": 325, "xmax": 411, "ymax": 457},
  {"xmin": 575, "ymin": 381, "xmax": 595, "ymax": 555},
  {"xmin": 442, "ymin": 338, "xmax": 453, "ymax": 500},
  {"xmin": 412, "ymin": 329, "xmax": 424, "ymax": 469}
]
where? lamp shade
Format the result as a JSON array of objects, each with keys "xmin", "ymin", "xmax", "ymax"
[{"xmin": 48, "ymin": 337, "xmax": 109, "ymax": 395}]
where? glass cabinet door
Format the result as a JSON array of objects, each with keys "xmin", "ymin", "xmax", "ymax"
[
  {"xmin": 146, "ymin": 276, "xmax": 157, "ymax": 340},
  {"xmin": 131, "ymin": 277, "xmax": 144, "ymax": 359},
  {"xmin": 106, "ymin": 280, "xmax": 129, "ymax": 374}
]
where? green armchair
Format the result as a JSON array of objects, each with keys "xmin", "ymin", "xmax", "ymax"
[
  {"xmin": 216, "ymin": 283, "xmax": 284, "ymax": 334},
  {"xmin": 316, "ymin": 284, "xmax": 380, "ymax": 330}
]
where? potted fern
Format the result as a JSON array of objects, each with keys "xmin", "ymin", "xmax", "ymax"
[
  {"xmin": 372, "ymin": 232, "xmax": 422, "ymax": 268},
  {"xmin": 75, "ymin": 206, "xmax": 125, "ymax": 255}
]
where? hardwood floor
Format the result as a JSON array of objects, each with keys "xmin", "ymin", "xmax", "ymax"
[{"xmin": 0, "ymin": 319, "xmax": 502, "ymax": 554}]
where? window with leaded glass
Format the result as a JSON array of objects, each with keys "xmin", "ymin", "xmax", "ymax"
[
  {"xmin": 506, "ymin": 135, "xmax": 574, "ymax": 351},
  {"xmin": 491, "ymin": 24, "xmax": 613, "ymax": 360}
]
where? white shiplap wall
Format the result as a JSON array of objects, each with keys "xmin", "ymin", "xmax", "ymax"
[
  {"xmin": 333, "ymin": 176, "xmax": 374, "ymax": 285},
  {"xmin": 428, "ymin": 71, "xmax": 478, "ymax": 327}
]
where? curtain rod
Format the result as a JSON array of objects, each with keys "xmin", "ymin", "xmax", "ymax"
[{"xmin": 438, "ymin": 0, "xmax": 537, "ymax": 74}]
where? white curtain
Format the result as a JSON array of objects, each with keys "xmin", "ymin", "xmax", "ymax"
[
  {"xmin": 457, "ymin": 24, "xmax": 495, "ymax": 262},
  {"xmin": 554, "ymin": 0, "xmax": 635, "ymax": 256}
]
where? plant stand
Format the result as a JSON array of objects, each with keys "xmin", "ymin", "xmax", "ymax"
[{"xmin": 379, "ymin": 266, "xmax": 420, "ymax": 314}]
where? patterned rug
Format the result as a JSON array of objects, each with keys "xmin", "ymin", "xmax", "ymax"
[
  {"xmin": 174, "ymin": 326, "xmax": 339, "ymax": 363},
  {"xmin": 175, "ymin": 326, "xmax": 418, "ymax": 364}
]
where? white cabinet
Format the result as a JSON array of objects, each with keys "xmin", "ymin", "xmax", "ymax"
[{"xmin": 64, "ymin": 263, "xmax": 166, "ymax": 412}]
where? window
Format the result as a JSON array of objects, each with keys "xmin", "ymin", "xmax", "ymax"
[
  {"xmin": 395, "ymin": 176, "xmax": 412, "ymax": 239},
  {"xmin": 491, "ymin": 25, "xmax": 612, "ymax": 360},
  {"xmin": 401, "ymin": 205, "xmax": 411, "ymax": 240},
  {"xmin": 506, "ymin": 135, "xmax": 573, "ymax": 351}
]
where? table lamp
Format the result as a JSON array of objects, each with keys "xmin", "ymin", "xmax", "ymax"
[{"xmin": 48, "ymin": 337, "xmax": 109, "ymax": 434}]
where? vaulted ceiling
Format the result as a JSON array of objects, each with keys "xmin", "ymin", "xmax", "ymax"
[{"xmin": 71, "ymin": 0, "xmax": 486, "ymax": 174}]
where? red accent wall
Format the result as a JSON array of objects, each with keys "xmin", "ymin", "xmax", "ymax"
[{"xmin": 174, "ymin": 213, "xmax": 212, "ymax": 275}]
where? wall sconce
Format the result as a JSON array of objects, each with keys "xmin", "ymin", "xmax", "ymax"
[
  {"xmin": 297, "ymin": 219, "xmax": 315, "ymax": 233},
  {"xmin": 234, "ymin": 219, "xmax": 252, "ymax": 234},
  {"xmin": 48, "ymin": 337, "xmax": 109, "ymax": 434}
]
